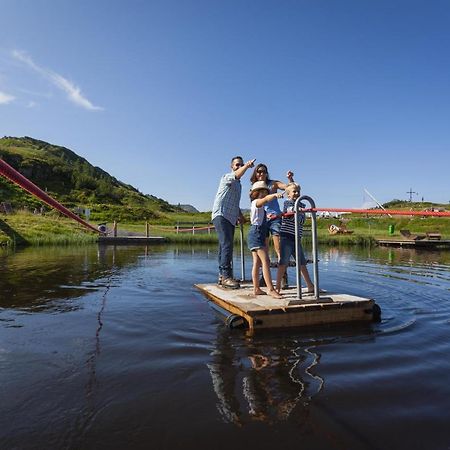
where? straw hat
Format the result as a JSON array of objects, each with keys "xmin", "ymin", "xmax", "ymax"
[{"xmin": 250, "ymin": 181, "xmax": 269, "ymax": 193}]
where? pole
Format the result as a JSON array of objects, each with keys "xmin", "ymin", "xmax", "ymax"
[
  {"xmin": 364, "ymin": 188, "xmax": 392, "ymax": 218},
  {"xmin": 239, "ymin": 223, "xmax": 245, "ymax": 281},
  {"xmin": 295, "ymin": 196, "xmax": 320, "ymax": 300},
  {"xmin": 0, "ymin": 158, "xmax": 98, "ymax": 233}
]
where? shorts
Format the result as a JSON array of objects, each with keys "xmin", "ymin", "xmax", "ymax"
[
  {"xmin": 279, "ymin": 236, "xmax": 306, "ymax": 266},
  {"xmin": 266, "ymin": 217, "xmax": 281, "ymax": 237},
  {"xmin": 248, "ymin": 224, "xmax": 267, "ymax": 251}
]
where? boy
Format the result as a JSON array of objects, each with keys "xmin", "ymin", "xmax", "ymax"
[{"xmin": 275, "ymin": 183, "xmax": 314, "ymax": 293}]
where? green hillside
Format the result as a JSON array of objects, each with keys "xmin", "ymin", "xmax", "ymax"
[{"xmin": 0, "ymin": 136, "xmax": 177, "ymax": 221}]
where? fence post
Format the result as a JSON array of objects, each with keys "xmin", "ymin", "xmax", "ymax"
[
  {"xmin": 192, "ymin": 222, "xmax": 195, "ymax": 235},
  {"xmin": 176, "ymin": 222, "xmax": 179, "ymax": 234},
  {"xmin": 146, "ymin": 221, "xmax": 149, "ymax": 237},
  {"xmin": 113, "ymin": 220, "xmax": 117, "ymax": 237}
]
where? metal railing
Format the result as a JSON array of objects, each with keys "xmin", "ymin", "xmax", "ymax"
[{"xmin": 295, "ymin": 195, "xmax": 320, "ymax": 300}]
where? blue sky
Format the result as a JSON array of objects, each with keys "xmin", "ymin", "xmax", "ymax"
[{"xmin": 1, "ymin": 0, "xmax": 449, "ymax": 211}]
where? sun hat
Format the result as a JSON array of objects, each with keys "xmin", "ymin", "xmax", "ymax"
[{"xmin": 250, "ymin": 181, "xmax": 269, "ymax": 193}]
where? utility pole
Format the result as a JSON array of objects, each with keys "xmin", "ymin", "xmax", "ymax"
[{"xmin": 406, "ymin": 188, "xmax": 418, "ymax": 202}]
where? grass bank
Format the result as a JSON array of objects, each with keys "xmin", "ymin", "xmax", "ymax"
[
  {"xmin": 0, "ymin": 211, "xmax": 98, "ymax": 246},
  {"xmin": 1, "ymin": 211, "xmax": 449, "ymax": 247}
]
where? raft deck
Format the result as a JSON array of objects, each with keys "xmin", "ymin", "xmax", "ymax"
[{"xmin": 195, "ymin": 282, "xmax": 376, "ymax": 331}]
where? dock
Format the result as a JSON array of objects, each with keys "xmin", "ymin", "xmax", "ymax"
[
  {"xmin": 376, "ymin": 239, "xmax": 450, "ymax": 248},
  {"xmin": 195, "ymin": 282, "xmax": 377, "ymax": 331},
  {"xmin": 98, "ymin": 236, "xmax": 166, "ymax": 245}
]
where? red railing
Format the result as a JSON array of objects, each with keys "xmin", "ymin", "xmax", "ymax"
[{"xmin": 0, "ymin": 158, "xmax": 99, "ymax": 233}]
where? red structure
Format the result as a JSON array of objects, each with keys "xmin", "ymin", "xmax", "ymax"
[
  {"xmin": 0, "ymin": 158, "xmax": 99, "ymax": 233},
  {"xmin": 306, "ymin": 207, "xmax": 450, "ymax": 217}
]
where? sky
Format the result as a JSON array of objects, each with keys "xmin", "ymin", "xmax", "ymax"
[{"xmin": 1, "ymin": 0, "xmax": 449, "ymax": 211}]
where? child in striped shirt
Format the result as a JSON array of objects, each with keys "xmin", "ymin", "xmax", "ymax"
[{"xmin": 275, "ymin": 183, "xmax": 314, "ymax": 293}]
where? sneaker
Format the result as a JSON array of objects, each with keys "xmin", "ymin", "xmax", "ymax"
[{"xmin": 222, "ymin": 277, "xmax": 240, "ymax": 289}]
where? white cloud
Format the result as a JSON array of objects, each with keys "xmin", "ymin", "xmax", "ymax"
[
  {"xmin": 12, "ymin": 50, "xmax": 103, "ymax": 111},
  {"xmin": 0, "ymin": 90, "xmax": 15, "ymax": 104}
]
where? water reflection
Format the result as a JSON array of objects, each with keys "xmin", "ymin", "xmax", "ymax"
[
  {"xmin": 0, "ymin": 245, "xmax": 161, "ymax": 310},
  {"xmin": 207, "ymin": 325, "xmax": 376, "ymax": 425}
]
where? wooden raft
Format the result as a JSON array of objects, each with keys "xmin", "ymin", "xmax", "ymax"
[{"xmin": 195, "ymin": 282, "xmax": 375, "ymax": 331}]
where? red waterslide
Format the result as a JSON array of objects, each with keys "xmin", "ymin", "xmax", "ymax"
[{"xmin": 0, "ymin": 158, "xmax": 99, "ymax": 233}]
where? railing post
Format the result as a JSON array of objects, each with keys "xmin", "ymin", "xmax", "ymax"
[
  {"xmin": 239, "ymin": 223, "xmax": 245, "ymax": 281},
  {"xmin": 295, "ymin": 196, "xmax": 319, "ymax": 300}
]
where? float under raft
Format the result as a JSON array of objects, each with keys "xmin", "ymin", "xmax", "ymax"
[{"xmin": 195, "ymin": 282, "xmax": 377, "ymax": 331}]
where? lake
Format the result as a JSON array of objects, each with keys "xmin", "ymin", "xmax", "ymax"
[{"xmin": 1, "ymin": 244, "xmax": 449, "ymax": 450}]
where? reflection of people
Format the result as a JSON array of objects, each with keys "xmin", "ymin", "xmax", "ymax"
[
  {"xmin": 212, "ymin": 156, "xmax": 255, "ymax": 289},
  {"xmin": 248, "ymin": 181, "xmax": 283, "ymax": 299},
  {"xmin": 276, "ymin": 183, "xmax": 314, "ymax": 293},
  {"xmin": 250, "ymin": 164, "xmax": 294, "ymax": 261},
  {"xmin": 206, "ymin": 324, "xmax": 325, "ymax": 425}
]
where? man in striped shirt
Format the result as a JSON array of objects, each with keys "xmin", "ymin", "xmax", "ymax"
[
  {"xmin": 212, "ymin": 156, "xmax": 255, "ymax": 289},
  {"xmin": 276, "ymin": 183, "xmax": 314, "ymax": 293}
]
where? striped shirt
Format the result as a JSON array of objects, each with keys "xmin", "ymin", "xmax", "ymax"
[
  {"xmin": 211, "ymin": 171, "xmax": 242, "ymax": 225},
  {"xmin": 280, "ymin": 199, "xmax": 305, "ymax": 239}
]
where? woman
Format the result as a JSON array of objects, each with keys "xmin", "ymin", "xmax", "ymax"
[{"xmin": 250, "ymin": 163, "xmax": 294, "ymax": 262}]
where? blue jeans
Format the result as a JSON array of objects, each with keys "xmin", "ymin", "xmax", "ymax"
[{"xmin": 213, "ymin": 216, "xmax": 236, "ymax": 279}]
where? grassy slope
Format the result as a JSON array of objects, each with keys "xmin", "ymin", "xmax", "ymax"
[
  {"xmin": 0, "ymin": 136, "xmax": 177, "ymax": 221},
  {"xmin": 0, "ymin": 211, "xmax": 98, "ymax": 246}
]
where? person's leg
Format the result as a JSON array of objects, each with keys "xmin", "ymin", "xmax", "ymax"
[
  {"xmin": 213, "ymin": 216, "xmax": 235, "ymax": 279},
  {"xmin": 251, "ymin": 251, "xmax": 265, "ymax": 295},
  {"xmin": 277, "ymin": 236, "xmax": 291, "ymax": 292},
  {"xmin": 272, "ymin": 234, "xmax": 281, "ymax": 262},
  {"xmin": 298, "ymin": 244, "xmax": 314, "ymax": 291},
  {"xmin": 276, "ymin": 264, "xmax": 287, "ymax": 293},
  {"xmin": 257, "ymin": 248, "xmax": 282, "ymax": 298},
  {"xmin": 301, "ymin": 266, "xmax": 314, "ymax": 292}
]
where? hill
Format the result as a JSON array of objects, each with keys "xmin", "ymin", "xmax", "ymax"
[
  {"xmin": 0, "ymin": 136, "xmax": 178, "ymax": 221},
  {"xmin": 382, "ymin": 199, "xmax": 448, "ymax": 211}
]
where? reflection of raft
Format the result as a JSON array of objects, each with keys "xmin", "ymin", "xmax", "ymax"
[{"xmin": 195, "ymin": 282, "xmax": 379, "ymax": 332}]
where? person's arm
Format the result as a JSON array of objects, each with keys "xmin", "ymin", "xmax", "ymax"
[
  {"xmin": 272, "ymin": 171, "xmax": 295, "ymax": 190},
  {"xmin": 237, "ymin": 209, "xmax": 246, "ymax": 224},
  {"xmin": 255, "ymin": 192, "xmax": 283, "ymax": 208},
  {"xmin": 234, "ymin": 159, "xmax": 256, "ymax": 180}
]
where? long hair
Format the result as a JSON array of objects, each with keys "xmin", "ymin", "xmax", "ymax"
[{"xmin": 250, "ymin": 163, "xmax": 270, "ymax": 184}]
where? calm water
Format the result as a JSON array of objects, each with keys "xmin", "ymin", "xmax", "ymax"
[{"xmin": 1, "ymin": 244, "xmax": 449, "ymax": 450}]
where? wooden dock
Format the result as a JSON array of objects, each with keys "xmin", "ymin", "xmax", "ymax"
[
  {"xmin": 376, "ymin": 239, "xmax": 450, "ymax": 248},
  {"xmin": 195, "ymin": 282, "xmax": 377, "ymax": 332},
  {"xmin": 98, "ymin": 236, "xmax": 166, "ymax": 245}
]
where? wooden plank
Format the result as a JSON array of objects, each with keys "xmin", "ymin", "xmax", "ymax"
[{"xmin": 195, "ymin": 283, "xmax": 375, "ymax": 331}]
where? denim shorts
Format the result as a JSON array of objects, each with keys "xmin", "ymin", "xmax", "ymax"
[
  {"xmin": 248, "ymin": 224, "xmax": 267, "ymax": 251},
  {"xmin": 266, "ymin": 217, "xmax": 281, "ymax": 237},
  {"xmin": 279, "ymin": 236, "xmax": 306, "ymax": 265}
]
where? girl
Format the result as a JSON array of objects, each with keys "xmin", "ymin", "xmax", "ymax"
[
  {"xmin": 248, "ymin": 181, "xmax": 284, "ymax": 299},
  {"xmin": 250, "ymin": 164, "xmax": 294, "ymax": 262}
]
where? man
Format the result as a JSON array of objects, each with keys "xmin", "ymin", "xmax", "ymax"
[{"xmin": 212, "ymin": 156, "xmax": 256, "ymax": 289}]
